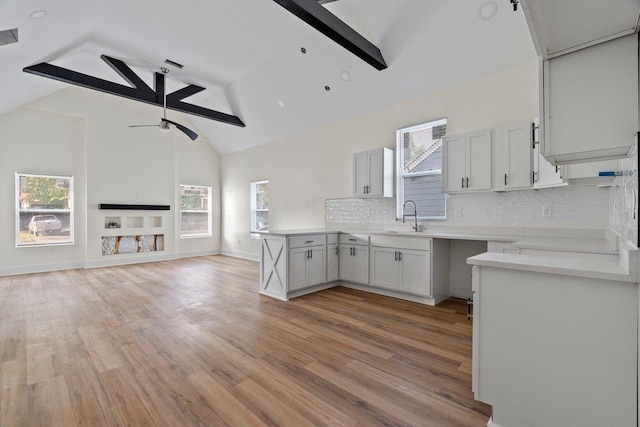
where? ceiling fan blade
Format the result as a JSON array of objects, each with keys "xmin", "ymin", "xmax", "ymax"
[
  {"xmin": 163, "ymin": 119, "xmax": 198, "ymax": 141},
  {"xmin": 128, "ymin": 124, "xmax": 160, "ymax": 128}
]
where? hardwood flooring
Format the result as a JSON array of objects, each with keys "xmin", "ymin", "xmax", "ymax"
[{"xmin": 0, "ymin": 255, "xmax": 491, "ymax": 426}]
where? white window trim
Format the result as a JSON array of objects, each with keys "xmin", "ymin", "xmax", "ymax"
[
  {"xmin": 250, "ymin": 180, "xmax": 269, "ymax": 236},
  {"xmin": 179, "ymin": 184, "xmax": 212, "ymax": 239},
  {"xmin": 15, "ymin": 172, "xmax": 74, "ymax": 248},
  {"xmin": 395, "ymin": 118, "xmax": 447, "ymax": 221}
]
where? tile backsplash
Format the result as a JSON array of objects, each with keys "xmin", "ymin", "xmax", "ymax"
[{"xmin": 326, "ymin": 185, "xmax": 609, "ymax": 231}]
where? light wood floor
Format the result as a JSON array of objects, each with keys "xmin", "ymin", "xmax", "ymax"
[{"xmin": 0, "ymin": 255, "xmax": 491, "ymax": 426}]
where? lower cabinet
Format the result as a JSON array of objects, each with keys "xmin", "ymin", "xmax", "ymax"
[
  {"xmin": 339, "ymin": 244, "xmax": 369, "ymax": 284},
  {"xmin": 288, "ymin": 246, "xmax": 326, "ymax": 291},
  {"xmin": 327, "ymin": 243, "xmax": 339, "ymax": 282},
  {"xmin": 370, "ymin": 246, "xmax": 431, "ymax": 296}
]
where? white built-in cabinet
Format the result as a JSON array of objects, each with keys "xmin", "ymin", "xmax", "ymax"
[
  {"xmin": 370, "ymin": 246, "xmax": 431, "ymax": 296},
  {"xmin": 353, "ymin": 148, "xmax": 394, "ymax": 198},
  {"xmin": 540, "ymin": 34, "xmax": 638, "ymax": 164},
  {"xmin": 492, "ymin": 123, "xmax": 532, "ymax": 190},
  {"xmin": 443, "ymin": 129, "xmax": 492, "ymax": 193},
  {"xmin": 326, "ymin": 234, "xmax": 339, "ymax": 282},
  {"xmin": 533, "ymin": 144, "xmax": 565, "ymax": 188},
  {"xmin": 288, "ymin": 245, "xmax": 326, "ymax": 291},
  {"xmin": 338, "ymin": 234, "xmax": 369, "ymax": 284}
]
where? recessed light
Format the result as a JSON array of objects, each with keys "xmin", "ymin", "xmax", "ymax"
[
  {"xmin": 478, "ymin": 1, "xmax": 498, "ymax": 20},
  {"xmin": 29, "ymin": 10, "xmax": 47, "ymax": 20},
  {"xmin": 276, "ymin": 99, "xmax": 286, "ymax": 108},
  {"xmin": 300, "ymin": 47, "xmax": 307, "ymax": 54},
  {"xmin": 324, "ymin": 85, "xmax": 331, "ymax": 91},
  {"xmin": 340, "ymin": 71, "xmax": 351, "ymax": 81}
]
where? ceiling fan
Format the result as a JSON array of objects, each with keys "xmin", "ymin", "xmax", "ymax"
[{"xmin": 128, "ymin": 68, "xmax": 198, "ymax": 141}]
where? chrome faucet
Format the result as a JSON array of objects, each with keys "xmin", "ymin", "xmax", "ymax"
[{"xmin": 402, "ymin": 200, "xmax": 419, "ymax": 232}]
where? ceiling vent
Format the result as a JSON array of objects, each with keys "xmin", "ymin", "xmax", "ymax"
[{"xmin": 0, "ymin": 28, "xmax": 18, "ymax": 47}]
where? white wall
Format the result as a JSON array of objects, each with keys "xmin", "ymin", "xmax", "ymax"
[
  {"xmin": 221, "ymin": 61, "xmax": 540, "ymax": 258},
  {"xmin": 0, "ymin": 87, "xmax": 221, "ymax": 274}
]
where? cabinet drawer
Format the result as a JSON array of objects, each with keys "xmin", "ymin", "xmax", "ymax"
[
  {"xmin": 326, "ymin": 234, "xmax": 339, "ymax": 245},
  {"xmin": 288, "ymin": 235, "xmax": 326, "ymax": 248},
  {"xmin": 339, "ymin": 234, "xmax": 369, "ymax": 246}
]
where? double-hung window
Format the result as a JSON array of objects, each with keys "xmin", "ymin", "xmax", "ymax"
[
  {"xmin": 250, "ymin": 180, "xmax": 269, "ymax": 234},
  {"xmin": 16, "ymin": 173, "xmax": 74, "ymax": 246},
  {"xmin": 396, "ymin": 118, "xmax": 447, "ymax": 220},
  {"xmin": 180, "ymin": 185, "xmax": 212, "ymax": 238}
]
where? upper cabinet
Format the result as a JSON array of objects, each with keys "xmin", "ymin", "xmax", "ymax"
[
  {"xmin": 353, "ymin": 148, "xmax": 394, "ymax": 198},
  {"xmin": 520, "ymin": 0, "xmax": 640, "ymax": 59},
  {"xmin": 492, "ymin": 122, "xmax": 533, "ymax": 191},
  {"xmin": 540, "ymin": 34, "xmax": 639, "ymax": 164},
  {"xmin": 520, "ymin": 0, "xmax": 640, "ymax": 164},
  {"xmin": 443, "ymin": 129, "xmax": 492, "ymax": 193}
]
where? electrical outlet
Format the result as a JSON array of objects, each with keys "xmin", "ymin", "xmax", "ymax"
[
  {"xmin": 455, "ymin": 208, "xmax": 463, "ymax": 218},
  {"xmin": 542, "ymin": 205, "xmax": 552, "ymax": 217}
]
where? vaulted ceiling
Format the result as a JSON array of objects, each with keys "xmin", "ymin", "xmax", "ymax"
[{"xmin": 0, "ymin": 0, "xmax": 536, "ymax": 153}]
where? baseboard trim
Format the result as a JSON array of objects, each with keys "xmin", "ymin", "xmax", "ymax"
[
  {"xmin": 0, "ymin": 261, "xmax": 85, "ymax": 277},
  {"xmin": 175, "ymin": 249, "xmax": 220, "ymax": 259},
  {"xmin": 85, "ymin": 253, "xmax": 177, "ymax": 269},
  {"xmin": 220, "ymin": 249, "xmax": 260, "ymax": 262}
]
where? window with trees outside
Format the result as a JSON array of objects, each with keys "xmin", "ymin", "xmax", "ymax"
[
  {"xmin": 16, "ymin": 173, "xmax": 74, "ymax": 247},
  {"xmin": 396, "ymin": 118, "xmax": 447, "ymax": 220},
  {"xmin": 180, "ymin": 185, "xmax": 212, "ymax": 238},
  {"xmin": 250, "ymin": 180, "xmax": 269, "ymax": 235}
]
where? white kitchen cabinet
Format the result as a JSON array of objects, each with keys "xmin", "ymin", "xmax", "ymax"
[
  {"xmin": 327, "ymin": 243, "xmax": 338, "ymax": 282},
  {"xmin": 564, "ymin": 158, "xmax": 621, "ymax": 185},
  {"xmin": 540, "ymin": 34, "xmax": 638, "ymax": 164},
  {"xmin": 288, "ymin": 246, "xmax": 326, "ymax": 291},
  {"xmin": 443, "ymin": 129, "xmax": 492, "ymax": 193},
  {"xmin": 339, "ymin": 234, "xmax": 369, "ymax": 285},
  {"xmin": 492, "ymin": 122, "xmax": 533, "ymax": 191},
  {"xmin": 370, "ymin": 246, "xmax": 431, "ymax": 296},
  {"xmin": 353, "ymin": 148, "xmax": 393, "ymax": 198},
  {"xmin": 532, "ymin": 144, "xmax": 565, "ymax": 188},
  {"xmin": 260, "ymin": 233, "xmax": 334, "ymax": 301},
  {"xmin": 470, "ymin": 263, "xmax": 637, "ymax": 427}
]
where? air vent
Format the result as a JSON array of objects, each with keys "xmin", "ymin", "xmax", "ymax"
[{"xmin": 0, "ymin": 28, "xmax": 18, "ymax": 47}]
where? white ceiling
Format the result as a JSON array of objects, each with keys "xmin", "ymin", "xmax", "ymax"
[{"xmin": 0, "ymin": 0, "xmax": 537, "ymax": 153}]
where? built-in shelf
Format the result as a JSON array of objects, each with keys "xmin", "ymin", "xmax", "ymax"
[
  {"xmin": 126, "ymin": 216, "xmax": 144, "ymax": 228},
  {"xmin": 105, "ymin": 216, "xmax": 121, "ymax": 229},
  {"xmin": 149, "ymin": 216, "xmax": 162, "ymax": 228},
  {"xmin": 99, "ymin": 203, "xmax": 170, "ymax": 210}
]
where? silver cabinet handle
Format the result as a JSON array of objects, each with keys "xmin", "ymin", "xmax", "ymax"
[
  {"xmin": 305, "ymin": 240, "xmax": 313, "ymax": 243},
  {"xmin": 504, "ymin": 173, "xmax": 507, "ymax": 186},
  {"xmin": 398, "ymin": 251, "xmax": 402, "ymax": 261},
  {"xmin": 461, "ymin": 177, "xmax": 464, "ymax": 189},
  {"xmin": 310, "ymin": 249, "xmax": 313, "ymax": 259},
  {"xmin": 335, "ymin": 246, "xmax": 339, "ymax": 255},
  {"xmin": 348, "ymin": 238, "xmax": 356, "ymax": 241},
  {"xmin": 394, "ymin": 251, "xmax": 398, "ymax": 261},
  {"xmin": 466, "ymin": 177, "xmax": 469, "ymax": 188}
]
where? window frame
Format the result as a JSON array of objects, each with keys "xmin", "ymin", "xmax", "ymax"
[
  {"xmin": 395, "ymin": 118, "xmax": 447, "ymax": 221},
  {"xmin": 250, "ymin": 180, "xmax": 269, "ymax": 235},
  {"xmin": 179, "ymin": 184, "xmax": 212, "ymax": 239},
  {"xmin": 15, "ymin": 172, "xmax": 74, "ymax": 248}
]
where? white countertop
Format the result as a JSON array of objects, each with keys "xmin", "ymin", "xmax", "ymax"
[
  {"xmin": 512, "ymin": 236, "xmax": 618, "ymax": 254},
  {"xmin": 264, "ymin": 228, "xmax": 517, "ymax": 242},
  {"xmin": 467, "ymin": 251, "xmax": 636, "ymax": 283}
]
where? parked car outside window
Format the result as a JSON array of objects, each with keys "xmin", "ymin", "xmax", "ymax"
[{"xmin": 28, "ymin": 215, "xmax": 62, "ymax": 236}]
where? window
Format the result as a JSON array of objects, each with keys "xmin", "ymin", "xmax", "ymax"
[
  {"xmin": 180, "ymin": 185, "xmax": 212, "ymax": 238},
  {"xmin": 16, "ymin": 173, "xmax": 74, "ymax": 246},
  {"xmin": 250, "ymin": 180, "xmax": 269, "ymax": 233},
  {"xmin": 396, "ymin": 118, "xmax": 447, "ymax": 220}
]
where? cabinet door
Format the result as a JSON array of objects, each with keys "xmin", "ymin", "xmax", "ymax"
[
  {"xmin": 307, "ymin": 246, "xmax": 326, "ymax": 286},
  {"xmin": 533, "ymin": 145, "xmax": 565, "ymax": 188},
  {"xmin": 288, "ymin": 248, "xmax": 309, "ymax": 291},
  {"xmin": 353, "ymin": 152, "xmax": 369, "ymax": 197},
  {"xmin": 467, "ymin": 130, "xmax": 492, "ymax": 191},
  {"xmin": 444, "ymin": 134, "xmax": 467, "ymax": 192},
  {"xmin": 367, "ymin": 149, "xmax": 383, "ymax": 196},
  {"xmin": 399, "ymin": 249, "xmax": 431, "ymax": 296},
  {"xmin": 327, "ymin": 244, "xmax": 339, "ymax": 282},
  {"xmin": 502, "ymin": 123, "xmax": 532, "ymax": 189},
  {"xmin": 370, "ymin": 247, "xmax": 399, "ymax": 289},
  {"xmin": 339, "ymin": 244, "xmax": 354, "ymax": 281},
  {"xmin": 352, "ymin": 246, "xmax": 369, "ymax": 285}
]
